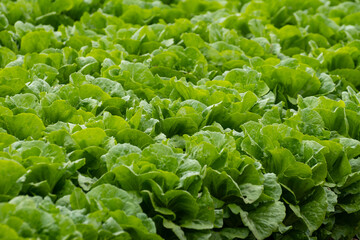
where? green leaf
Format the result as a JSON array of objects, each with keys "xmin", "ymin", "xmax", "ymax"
[
  {"xmin": 181, "ymin": 188, "xmax": 215, "ymax": 230},
  {"xmin": 0, "ymin": 133, "xmax": 17, "ymax": 150},
  {"xmin": 181, "ymin": 33, "xmax": 207, "ymax": 49},
  {"xmin": 115, "ymin": 128, "xmax": 154, "ymax": 149},
  {"xmin": 142, "ymin": 144, "xmax": 178, "ymax": 172},
  {"xmin": 112, "ymin": 165, "xmax": 141, "ymax": 191},
  {"xmin": 46, "ymin": 129, "xmax": 79, "ymax": 151},
  {"xmin": 90, "ymin": 77, "xmax": 126, "ymax": 98},
  {"xmin": 20, "ymin": 31, "xmax": 58, "ymax": 53},
  {"xmin": 72, "ymin": 128, "xmax": 107, "ymax": 148},
  {"xmin": 229, "ymin": 201, "xmax": 286, "ymax": 240},
  {"xmin": 331, "ymin": 69, "xmax": 360, "ymax": 88},
  {"xmin": 5, "ymin": 93, "xmax": 39, "ymax": 111},
  {"xmin": 0, "ymin": 223, "xmax": 20, "ymax": 239},
  {"xmin": 87, "ymin": 184, "xmax": 135, "ymax": 203},
  {"xmin": 110, "ymin": 210, "xmax": 163, "ymax": 240},
  {"xmin": 239, "ymin": 38, "xmax": 265, "ymax": 57},
  {"xmin": 129, "ymin": 108, "xmax": 143, "ymax": 129},
  {"xmin": 143, "ymin": 180, "xmax": 199, "ymax": 223},
  {"xmin": 160, "ymin": 117, "xmax": 198, "ymax": 138},
  {"xmin": 9, "ymin": 140, "xmax": 66, "ymax": 163},
  {"xmin": 4, "ymin": 113, "xmax": 45, "ymax": 140},
  {"xmin": 272, "ymin": 67, "xmax": 321, "ymax": 98},
  {"xmin": 262, "ymin": 173, "xmax": 282, "ymax": 201},
  {"xmin": 203, "ymin": 168, "xmax": 241, "ymax": 201},
  {"xmin": 70, "ymin": 187, "xmax": 90, "ymax": 211},
  {"xmin": 102, "ymin": 143, "xmax": 142, "ymax": 169},
  {"xmin": 289, "ymin": 186, "xmax": 328, "ymax": 234},
  {"xmin": 13, "ymin": 206, "xmax": 55, "ymax": 233},
  {"xmin": 79, "ymin": 84, "xmax": 111, "ymax": 102},
  {"xmin": 21, "ymin": 163, "xmax": 65, "ymax": 196},
  {"xmin": 0, "ymin": 159, "xmax": 26, "ymax": 200},
  {"xmin": 0, "ymin": 67, "xmax": 29, "ymax": 97},
  {"xmin": 120, "ymin": 61, "xmax": 157, "ymax": 86},
  {"xmin": 339, "ymin": 193, "xmax": 360, "ymax": 214},
  {"xmin": 87, "ymin": 184, "xmax": 142, "ymax": 215},
  {"xmin": 215, "ymin": 228, "xmax": 249, "ymax": 239},
  {"xmin": 42, "ymin": 100, "xmax": 77, "ymax": 124},
  {"xmin": 0, "ymin": 47, "xmax": 16, "ymax": 68}
]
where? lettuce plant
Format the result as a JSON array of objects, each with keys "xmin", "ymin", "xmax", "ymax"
[{"xmin": 0, "ymin": 0, "xmax": 360, "ymax": 239}]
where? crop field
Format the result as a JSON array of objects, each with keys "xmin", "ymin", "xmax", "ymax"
[{"xmin": 0, "ymin": 0, "xmax": 360, "ymax": 239}]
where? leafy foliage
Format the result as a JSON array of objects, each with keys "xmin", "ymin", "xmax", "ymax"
[{"xmin": 0, "ymin": 0, "xmax": 360, "ymax": 239}]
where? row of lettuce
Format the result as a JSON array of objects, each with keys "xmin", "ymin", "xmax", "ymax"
[{"xmin": 1, "ymin": 0, "xmax": 360, "ymax": 239}]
